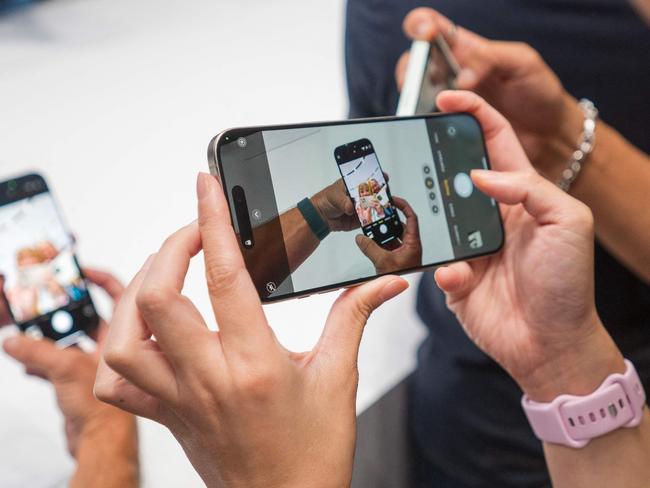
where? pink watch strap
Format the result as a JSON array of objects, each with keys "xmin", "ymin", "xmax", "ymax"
[{"xmin": 522, "ymin": 359, "xmax": 646, "ymax": 448}]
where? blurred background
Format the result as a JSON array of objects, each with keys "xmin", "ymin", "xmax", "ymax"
[{"xmin": 0, "ymin": 0, "xmax": 426, "ymax": 486}]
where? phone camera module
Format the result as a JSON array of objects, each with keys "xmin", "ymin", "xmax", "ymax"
[{"xmin": 236, "ymin": 137, "xmax": 248, "ymax": 148}]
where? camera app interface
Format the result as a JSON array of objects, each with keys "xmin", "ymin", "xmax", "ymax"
[
  {"xmin": 336, "ymin": 140, "xmax": 402, "ymax": 247},
  {"xmin": 0, "ymin": 177, "xmax": 97, "ymax": 344},
  {"xmin": 218, "ymin": 114, "xmax": 503, "ymax": 300}
]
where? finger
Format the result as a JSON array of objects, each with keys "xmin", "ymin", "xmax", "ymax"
[
  {"xmin": 395, "ymin": 51, "xmax": 410, "ymax": 91},
  {"xmin": 434, "ymin": 262, "xmax": 476, "ymax": 299},
  {"xmin": 83, "ymin": 268, "xmax": 125, "ymax": 303},
  {"xmin": 435, "ymin": 90, "xmax": 531, "ymax": 172},
  {"xmin": 355, "ymin": 234, "xmax": 387, "ymax": 265},
  {"xmin": 316, "ymin": 276, "xmax": 408, "ymax": 369},
  {"xmin": 392, "ymin": 197, "xmax": 420, "ymax": 241},
  {"xmin": 471, "ymin": 169, "xmax": 593, "ymax": 227},
  {"xmin": 136, "ymin": 221, "xmax": 211, "ymax": 366},
  {"xmin": 403, "ymin": 7, "xmax": 456, "ymax": 44},
  {"xmin": 103, "ymin": 255, "xmax": 178, "ymax": 402},
  {"xmin": 94, "ymin": 357, "xmax": 162, "ymax": 421},
  {"xmin": 196, "ymin": 172, "xmax": 275, "ymax": 357},
  {"xmin": 3, "ymin": 335, "xmax": 65, "ymax": 378},
  {"xmin": 332, "ymin": 179, "xmax": 355, "ymax": 215}
]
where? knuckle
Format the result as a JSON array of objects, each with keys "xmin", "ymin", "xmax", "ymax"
[
  {"xmin": 205, "ymin": 259, "xmax": 245, "ymax": 296},
  {"xmin": 232, "ymin": 367, "xmax": 279, "ymax": 401},
  {"xmin": 136, "ymin": 285, "xmax": 175, "ymax": 314},
  {"xmin": 103, "ymin": 343, "xmax": 136, "ymax": 375}
]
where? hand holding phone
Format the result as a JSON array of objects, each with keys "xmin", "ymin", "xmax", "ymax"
[{"xmin": 0, "ymin": 173, "xmax": 100, "ymax": 347}]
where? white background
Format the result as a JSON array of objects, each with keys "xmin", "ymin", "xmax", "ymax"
[{"xmin": 0, "ymin": 0, "xmax": 426, "ymax": 486}]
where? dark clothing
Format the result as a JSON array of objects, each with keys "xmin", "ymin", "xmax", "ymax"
[{"xmin": 345, "ymin": 0, "xmax": 650, "ymax": 486}]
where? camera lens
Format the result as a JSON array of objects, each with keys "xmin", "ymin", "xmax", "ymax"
[{"xmin": 237, "ymin": 137, "xmax": 247, "ymax": 148}]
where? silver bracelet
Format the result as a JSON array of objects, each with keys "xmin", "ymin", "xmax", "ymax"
[{"xmin": 557, "ymin": 99, "xmax": 598, "ymax": 192}]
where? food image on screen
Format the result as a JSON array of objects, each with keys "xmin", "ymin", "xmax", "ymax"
[{"xmin": 0, "ymin": 193, "xmax": 88, "ymax": 324}]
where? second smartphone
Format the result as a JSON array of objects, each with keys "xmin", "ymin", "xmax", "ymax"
[{"xmin": 208, "ymin": 113, "xmax": 504, "ymax": 302}]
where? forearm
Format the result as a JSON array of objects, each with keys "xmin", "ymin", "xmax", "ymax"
[
  {"xmin": 518, "ymin": 326, "xmax": 650, "ymax": 487},
  {"xmin": 70, "ymin": 410, "xmax": 139, "ymax": 488},
  {"xmin": 571, "ymin": 122, "xmax": 650, "ymax": 283},
  {"xmin": 540, "ymin": 96, "xmax": 650, "ymax": 283},
  {"xmin": 545, "ymin": 409, "xmax": 650, "ymax": 488}
]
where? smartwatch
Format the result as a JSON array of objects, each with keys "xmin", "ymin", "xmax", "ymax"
[
  {"xmin": 297, "ymin": 197, "xmax": 330, "ymax": 241},
  {"xmin": 522, "ymin": 359, "xmax": 646, "ymax": 448}
]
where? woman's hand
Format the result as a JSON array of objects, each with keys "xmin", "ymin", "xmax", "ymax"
[
  {"xmin": 355, "ymin": 197, "xmax": 423, "ymax": 275},
  {"xmin": 398, "ymin": 8, "xmax": 583, "ymax": 179},
  {"xmin": 432, "ymin": 91, "xmax": 625, "ymax": 402},
  {"xmin": 94, "ymin": 173, "xmax": 408, "ymax": 488}
]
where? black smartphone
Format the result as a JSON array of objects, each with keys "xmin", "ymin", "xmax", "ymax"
[
  {"xmin": 208, "ymin": 113, "xmax": 504, "ymax": 303},
  {"xmin": 396, "ymin": 38, "xmax": 460, "ymax": 116},
  {"xmin": 0, "ymin": 173, "xmax": 99, "ymax": 346},
  {"xmin": 334, "ymin": 138, "xmax": 403, "ymax": 248}
]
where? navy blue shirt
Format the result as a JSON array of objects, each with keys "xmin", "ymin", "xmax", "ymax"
[{"xmin": 345, "ymin": 1, "xmax": 650, "ymax": 486}]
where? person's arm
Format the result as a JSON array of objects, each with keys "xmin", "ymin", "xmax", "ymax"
[
  {"xmin": 70, "ymin": 410, "xmax": 139, "ymax": 488},
  {"xmin": 399, "ymin": 8, "xmax": 650, "ymax": 283},
  {"xmin": 431, "ymin": 90, "xmax": 650, "ymax": 487},
  {"xmin": 549, "ymin": 106, "xmax": 650, "ymax": 283},
  {"xmin": 2, "ymin": 269, "xmax": 139, "ymax": 488},
  {"xmin": 237, "ymin": 178, "xmax": 358, "ymax": 294}
]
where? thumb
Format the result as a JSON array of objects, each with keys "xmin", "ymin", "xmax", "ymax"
[
  {"xmin": 3, "ymin": 335, "xmax": 62, "ymax": 378},
  {"xmin": 355, "ymin": 234, "xmax": 386, "ymax": 265},
  {"xmin": 316, "ymin": 276, "xmax": 408, "ymax": 368}
]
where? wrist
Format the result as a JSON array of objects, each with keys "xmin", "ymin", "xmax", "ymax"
[
  {"xmin": 535, "ymin": 94, "xmax": 584, "ymax": 179},
  {"xmin": 517, "ymin": 320, "xmax": 625, "ymax": 403}
]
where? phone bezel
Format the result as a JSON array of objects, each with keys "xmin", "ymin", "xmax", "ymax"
[
  {"xmin": 207, "ymin": 112, "xmax": 505, "ymax": 304},
  {"xmin": 0, "ymin": 172, "xmax": 100, "ymax": 336}
]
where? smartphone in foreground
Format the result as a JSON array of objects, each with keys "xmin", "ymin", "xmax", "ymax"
[
  {"xmin": 396, "ymin": 38, "xmax": 460, "ymax": 116},
  {"xmin": 208, "ymin": 113, "xmax": 503, "ymax": 302},
  {"xmin": 0, "ymin": 173, "xmax": 99, "ymax": 347}
]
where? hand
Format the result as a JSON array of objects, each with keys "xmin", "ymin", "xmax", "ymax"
[
  {"xmin": 2, "ymin": 269, "xmax": 133, "ymax": 457},
  {"xmin": 0, "ymin": 274, "xmax": 11, "ymax": 326},
  {"xmin": 398, "ymin": 8, "xmax": 584, "ymax": 179},
  {"xmin": 432, "ymin": 91, "xmax": 625, "ymax": 402},
  {"xmin": 310, "ymin": 178, "xmax": 359, "ymax": 232},
  {"xmin": 94, "ymin": 173, "xmax": 408, "ymax": 488},
  {"xmin": 355, "ymin": 197, "xmax": 423, "ymax": 274}
]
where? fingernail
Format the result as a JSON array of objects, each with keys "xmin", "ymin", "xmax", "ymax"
[
  {"xmin": 414, "ymin": 21, "xmax": 431, "ymax": 38},
  {"xmin": 3, "ymin": 336, "xmax": 20, "ymax": 354},
  {"xmin": 470, "ymin": 169, "xmax": 498, "ymax": 180},
  {"xmin": 457, "ymin": 68, "xmax": 477, "ymax": 88},
  {"xmin": 197, "ymin": 172, "xmax": 211, "ymax": 200},
  {"xmin": 379, "ymin": 278, "xmax": 408, "ymax": 302}
]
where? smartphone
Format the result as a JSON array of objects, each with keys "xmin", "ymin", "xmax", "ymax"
[
  {"xmin": 0, "ymin": 173, "xmax": 99, "ymax": 347},
  {"xmin": 334, "ymin": 138, "xmax": 403, "ymax": 248},
  {"xmin": 208, "ymin": 113, "xmax": 504, "ymax": 302},
  {"xmin": 396, "ymin": 37, "xmax": 461, "ymax": 116}
]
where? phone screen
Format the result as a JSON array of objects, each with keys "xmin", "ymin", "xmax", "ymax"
[
  {"xmin": 213, "ymin": 113, "xmax": 503, "ymax": 301},
  {"xmin": 335, "ymin": 139, "xmax": 403, "ymax": 248},
  {"xmin": 0, "ymin": 174, "xmax": 98, "ymax": 345}
]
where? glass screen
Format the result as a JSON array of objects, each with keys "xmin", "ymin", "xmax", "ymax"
[
  {"xmin": 217, "ymin": 114, "xmax": 503, "ymax": 300},
  {"xmin": 0, "ymin": 176, "xmax": 96, "ymax": 343}
]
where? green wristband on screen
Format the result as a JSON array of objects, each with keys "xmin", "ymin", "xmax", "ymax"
[{"xmin": 297, "ymin": 197, "xmax": 330, "ymax": 241}]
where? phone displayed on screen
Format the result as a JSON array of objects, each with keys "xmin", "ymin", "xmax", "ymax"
[
  {"xmin": 335, "ymin": 139, "xmax": 403, "ymax": 248},
  {"xmin": 208, "ymin": 113, "xmax": 504, "ymax": 302},
  {"xmin": 396, "ymin": 37, "xmax": 461, "ymax": 116},
  {"xmin": 0, "ymin": 173, "xmax": 99, "ymax": 346}
]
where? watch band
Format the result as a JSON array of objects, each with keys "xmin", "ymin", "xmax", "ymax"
[
  {"xmin": 297, "ymin": 197, "xmax": 330, "ymax": 241},
  {"xmin": 522, "ymin": 359, "xmax": 646, "ymax": 448}
]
